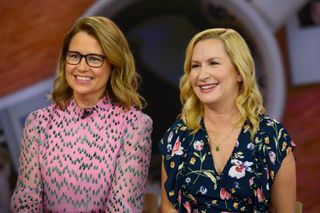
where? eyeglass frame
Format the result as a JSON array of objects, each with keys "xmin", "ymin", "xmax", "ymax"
[{"xmin": 66, "ymin": 51, "xmax": 106, "ymax": 68}]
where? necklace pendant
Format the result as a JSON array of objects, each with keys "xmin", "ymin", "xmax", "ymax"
[{"xmin": 215, "ymin": 146, "xmax": 220, "ymax": 152}]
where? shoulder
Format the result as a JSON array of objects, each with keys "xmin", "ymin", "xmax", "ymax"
[
  {"xmin": 128, "ymin": 107, "xmax": 152, "ymax": 124},
  {"xmin": 258, "ymin": 114, "xmax": 292, "ymax": 142},
  {"xmin": 21, "ymin": 104, "xmax": 57, "ymax": 138},
  {"xmin": 25, "ymin": 104, "xmax": 56, "ymax": 124},
  {"xmin": 120, "ymin": 108, "xmax": 152, "ymax": 151},
  {"xmin": 121, "ymin": 107, "xmax": 153, "ymax": 130},
  {"xmin": 259, "ymin": 114, "xmax": 282, "ymax": 129},
  {"xmin": 165, "ymin": 119, "xmax": 188, "ymax": 134},
  {"xmin": 255, "ymin": 114, "xmax": 295, "ymax": 175},
  {"xmin": 105, "ymin": 102, "xmax": 152, "ymax": 124},
  {"xmin": 162, "ymin": 119, "xmax": 189, "ymax": 142},
  {"xmin": 159, "ymin": 119, "xmax": 190, "ymax": 156}
]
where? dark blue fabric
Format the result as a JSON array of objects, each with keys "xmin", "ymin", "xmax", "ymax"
[{"xmin": 159, "ymin": 114, "xmax": 295, "ymax": 212}]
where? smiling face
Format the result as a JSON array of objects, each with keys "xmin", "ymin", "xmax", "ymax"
[
  {"xmin": 189, "ymin": 38, "xmax": 242, "ymax": 109},
  {"xmin": 65, "ymin": 31, "xmax": 111, "ymax": 108}
]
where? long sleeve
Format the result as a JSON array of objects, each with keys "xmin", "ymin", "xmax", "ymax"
[
  {"xmin": 10, "ymin": 112, "xmax": 44, "ymax": 212},
  {"xmin": 105, "ymin": 113, "xmax": 153, "ymax": 213}
]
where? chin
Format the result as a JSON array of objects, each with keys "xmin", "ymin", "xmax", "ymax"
[
  {"xmin": 202, "ymin": 101, "xmax": 218, "ymax": 106},
  {"xmin": 73, "ymin": 90, "xmax": 92, "ymax": 97},
  {"xmin": 198, "ymin": 96, "xmax": 220, "ymax": 104}
]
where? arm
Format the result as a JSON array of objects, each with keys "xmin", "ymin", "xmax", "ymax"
[
  {"xmin": 10, "ymin": 112, "xmax": 43, "ymax": 212},
  {"xmin": 105, "ymin": 114, "xmax": 152, "ymax": 212},
  {"xmin": 160, "ymin": 158, "xmax": 178, "ymax": 213},
  {"xmin": 271, "ymin": 151, "xmax": 296, "ymax": 213}
]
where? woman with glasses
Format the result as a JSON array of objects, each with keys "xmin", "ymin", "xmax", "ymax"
[
  {"xmin": 11, "ymin": 16, "xmax": 153, "ymax": 212},
  {"xmin": 159, "ymin": 28, "xmax": 296, "ymax": 212}
]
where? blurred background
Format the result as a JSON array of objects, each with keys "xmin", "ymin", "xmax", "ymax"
[{"xmin": 0, "ymin": 0, "xmax": 320, "ymax": 212}]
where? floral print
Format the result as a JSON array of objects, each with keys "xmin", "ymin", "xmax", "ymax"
[
  {"xmin": 228, "ymin": 159, "xmax": 254, "ymax": 179},
  {"xmin": 193, "ymin": 140, "xmax": 204, "ymax": 151},
  {"xmin": 172, "ymin": 137, "xmax": 184, "ymax": 156},
  {"xmin": 220, "ymin": 188, "xmax": 231, "ymax": 200},
  {"xmin": 159, "ymin": 115, "xmax": 295, "ymax": 212}
]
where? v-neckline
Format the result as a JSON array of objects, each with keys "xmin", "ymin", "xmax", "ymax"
[{"xmin": 204, "ymin": 124, "xmax": 244, "ymax": 177}]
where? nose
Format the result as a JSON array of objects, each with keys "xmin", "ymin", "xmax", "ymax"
[
  {"xmin": 77, "ymin": 57, "xmax": 89, "ymax": 71},
  {"xmin": 198, "ymin": 65, "xmax": 210, "ymax": 81}
]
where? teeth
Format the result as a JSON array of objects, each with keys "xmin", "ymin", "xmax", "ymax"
[
  {"xmin": 76, "ymin": 76, "xmax": 92, "ymax": 81},
  {"xmin": 200, "ymin": 84, "xmax": 217, "ymax": 90}
]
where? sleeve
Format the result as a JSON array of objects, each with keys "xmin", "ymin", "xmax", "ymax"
[
  {"xmin": 105, "ymin": 113, "xmax": 153, "ymax": 213},
  {"xmin": 158, "ymin": 120, "xmax": 188, "ymax": 208},
  {"xmin": 262, "ymin": 117, "xmax": 296, "ymax": 181},
  {"xmin": 10, "ymin": 111, "xmax": 44, "ymax": 212}
]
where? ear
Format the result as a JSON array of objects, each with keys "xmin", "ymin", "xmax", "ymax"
[{"xmin": 237, "ymin": 73, "xmax": 242, "ymax": 82}]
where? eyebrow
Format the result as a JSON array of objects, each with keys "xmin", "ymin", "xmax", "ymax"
[
  {"xmin": 68, "ymin": 50, "xmax": 104, "ymax": 56},
  {"xmin": 191, "ymin": 57, "xmax": 222, "ymax": 63},
  {"xmin": 207, "ymin": 57, "xmax": 222, "ymax": 61}
]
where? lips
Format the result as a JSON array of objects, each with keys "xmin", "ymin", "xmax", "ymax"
[
  {"xmin": 75, "ymin": 75, "xmax": 93, "ymax": 81},
  {"xmin": 199, "ymin": 83, "xmax": 218, "ymax": 91}
]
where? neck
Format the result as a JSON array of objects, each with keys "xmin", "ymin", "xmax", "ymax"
[
  {"xmin": 204, "ymin": 104, "xmax": 240, "ymax": 130},
  {"xmin": 204, "ymin": 106, "xmax": 241, "ymax": 151},
  {"xmin": 74, "ymin": 94, "xmax": 104, "ymax": 109}
]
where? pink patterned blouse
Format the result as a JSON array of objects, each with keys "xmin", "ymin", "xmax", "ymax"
[{"xmin": 11, "ymin": 96, "xmax": 153, "ymax": 212}]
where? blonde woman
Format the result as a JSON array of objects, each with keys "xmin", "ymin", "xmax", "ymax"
[
  {"xmin": 160, "ymin": 28, "xmax": 296, "ymax": 212},
  {"xmin": 11, "ymin": 16, "xmax": 152, "ymax": 212}
]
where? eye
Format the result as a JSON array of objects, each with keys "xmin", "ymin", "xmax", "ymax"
[
  {"xmin": 87, "ymin": 54, "xmax": 104, "ymax": 63},
  {"xmin": 209, "ymin": 61, "xmax": 219, "ymax": 66},
  {"xmin": 68, "ymin": 52, "xmax": 80, "ymax": 59},
  {"xmin": 191, "ymin": 63, "xmax": 200, "ymax": 69}
]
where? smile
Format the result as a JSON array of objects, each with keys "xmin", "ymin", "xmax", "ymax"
[
  {"xmin": 199, "ymin": 83, "xmax": 218, "ymax": 91},
  {"xmin": 75, "ymin": 75, "xmax": 93, "ymax": 81}
]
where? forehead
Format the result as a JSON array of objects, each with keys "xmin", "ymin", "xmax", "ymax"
[
  {"xmin": 69, "ymin": 31, "xmax": 103, "ymax": 54},
  {"xmin": 192, "ymin": 38, "xmax": 227, "ymax": 59}
]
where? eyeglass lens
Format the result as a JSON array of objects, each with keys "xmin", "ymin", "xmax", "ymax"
[{"xmin": 66, "ymin": 51, "xmax": 105, "ymax": 68}]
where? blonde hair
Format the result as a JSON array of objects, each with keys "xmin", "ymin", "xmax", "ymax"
[
  {"xmin": 51, "ymin": 16, "xmax": 145, "ymax": 110},
  {"xmin": 180, "ymin": 28, "xmax": 266, "ymax": 137}
]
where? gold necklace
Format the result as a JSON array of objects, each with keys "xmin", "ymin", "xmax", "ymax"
[{"xmin": 208, "ymin": 127, "xmax": 235, "ymax": 152}]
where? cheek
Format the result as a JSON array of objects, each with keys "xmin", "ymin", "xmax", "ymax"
[
  {"xmin": 65, "ymin": 66, "xmax": 74, "ymax": 84},
  {"xmin": 99, "ymin": 64, "xmax": 112, "ymax": 80},
  {"xmin": 189, "ymin": 72, "xmax": 197, "ymax": 85},
  {"xmin": 65, "ymin": 65, "xmax": 73, "ymax": 79},
  {"xmin": 96, "ymin": 68, "xmax": 111, "ymax": 85}
]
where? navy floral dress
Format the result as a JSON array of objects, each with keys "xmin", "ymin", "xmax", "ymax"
[{"xmin": 159, "ymin": 114, "xmax": 295, "ymax": 212}]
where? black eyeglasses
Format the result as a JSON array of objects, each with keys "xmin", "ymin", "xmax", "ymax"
[{"xmin": 66, "ymin": 51, "xmax": 105, "ymax": 68}]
